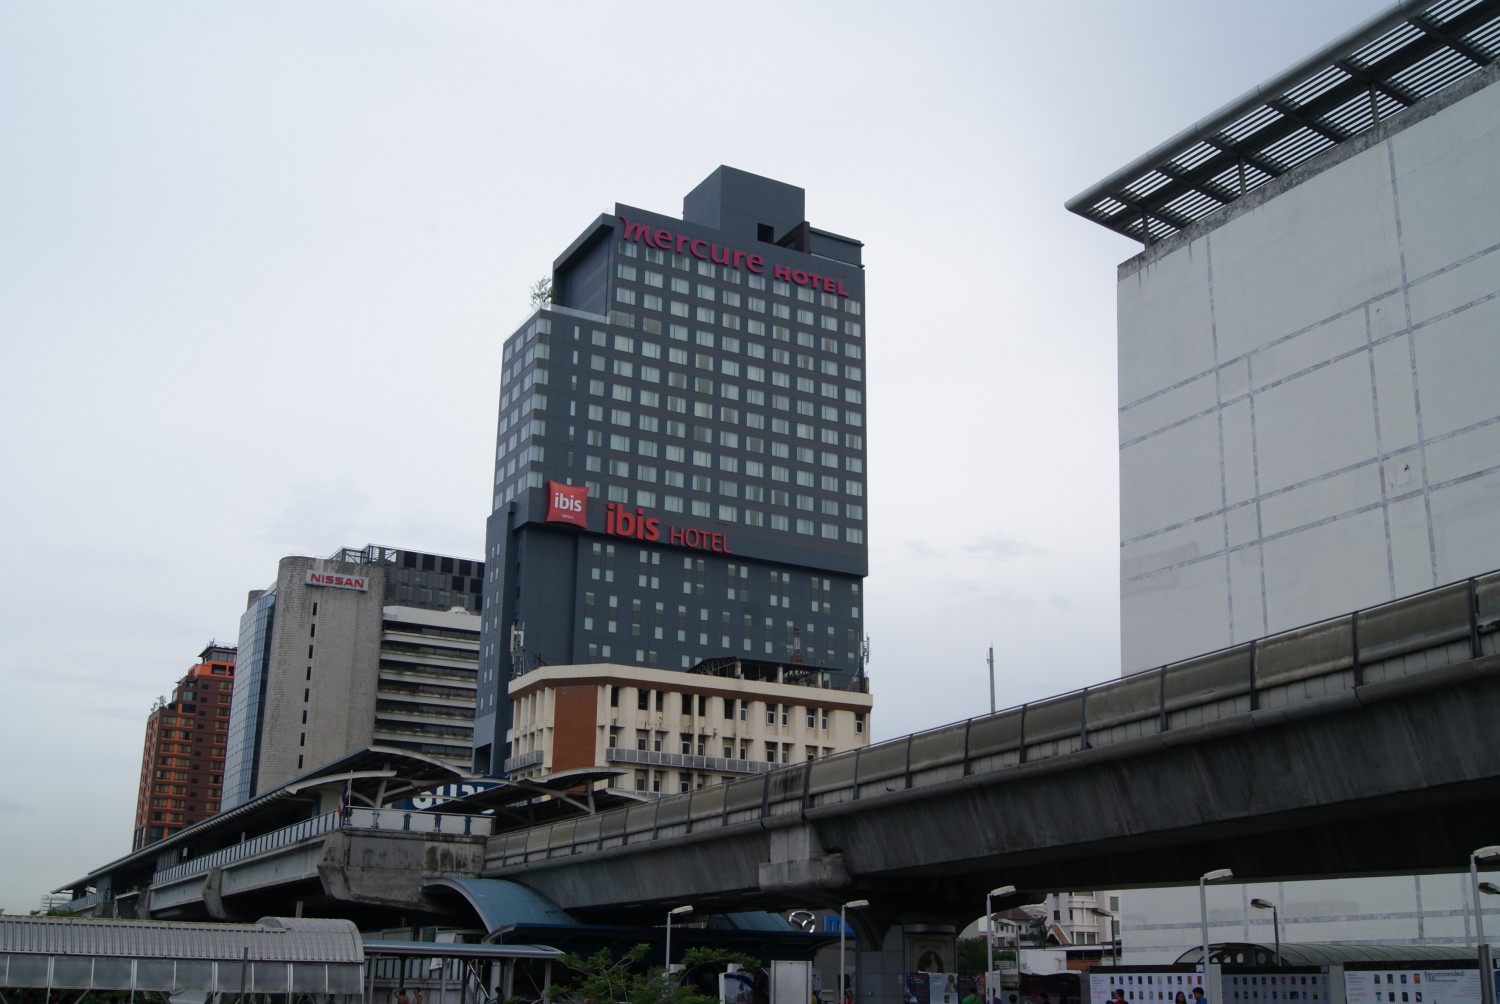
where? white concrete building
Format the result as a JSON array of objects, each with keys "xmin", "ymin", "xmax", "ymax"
[
  {"xmin": 1077, "ymin": 28, "xmax": 1500, "ymax": 677},
  {"xmin": 505, "ymin": 660, "xmax": 873, "ymax": 794},
  {"xmin": 1068, "ymin": 1, "xmax": 1500, "ymax": 962}
]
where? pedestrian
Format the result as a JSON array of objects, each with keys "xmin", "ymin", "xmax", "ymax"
[
  {"xmin": 1191, "ymin": 989, "xmax": 1205, "ymax": 1004},
  {"xmin": 1175, "ymin": 993, "xmax": 1188, "ymax": 1004},
  {"xmin": 963, "ymin": 987, "xmax": 980, "ymax": 1004}
]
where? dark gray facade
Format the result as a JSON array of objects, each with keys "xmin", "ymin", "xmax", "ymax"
[{"xmin": 473, "ymin": 168, "xmax": 868, "ymax": 775}]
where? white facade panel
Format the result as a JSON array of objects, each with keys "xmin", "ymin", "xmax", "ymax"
[
  {"xmin": 1253, "ymin": 353, "xmax": 1378, "ymax": 495},
  {"xmin": 1117, "ymin": 243, "xmax": 1215, "ymax": 405},
  {"xmin": 1120, "ymin": 873, "xmax": 1497, "ymax": 965},
  {"xmin": 1413, "ymin": 297, "xmax": 1500, "ymax": 439},
  {"xmin": 1208, "ymin": 151, "xmax": 1401, "ymax": 365},
  {"xmin": 1389, "ymin": 79, "xmax": 1500, "ymax": 277},
  {"xmin": 1432, "ymin": 472, "xmax": 1500, "ymax": 585},
  {"xmin": 1120, "ymin": 413, "xmax": 1224, "ymax": 542},
  {"xmin": 1117, "ymin": 74, "xmax": 1500, "ymax": 673},
  {"xmin": 1261, "ymin": 508, "xmax": 1391, "ymax": 630}
]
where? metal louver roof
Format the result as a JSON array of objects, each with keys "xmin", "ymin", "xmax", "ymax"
[
  {"xmin": 1066, "ymin": 0, "xmax": 1500, "ymax": 245},
  {"xmin": 0, "ymin": 915, "xmax": 364, "ymax": 963}
]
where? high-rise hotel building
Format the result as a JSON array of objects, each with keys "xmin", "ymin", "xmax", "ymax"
[{"xmin": 473, "ymin": 167, "xmax": 869, "ymax": 775}]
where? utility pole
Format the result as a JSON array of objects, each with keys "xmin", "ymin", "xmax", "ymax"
[{"xmin": 987, "ymin": 646, "xmax": 996, "ymax": 714}]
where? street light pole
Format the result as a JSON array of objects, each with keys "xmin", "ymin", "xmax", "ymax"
[
  {"xmin": 987, "ymin": 885, "xmax": 1017, "ymax": 1003},
  {"xmin": 841, "ymin": 899, "xmax": 869, "ymax": 1004},
  {"xmin": 1471, "ymin": 847, "xmax": 1500, "ymax": 1004},
  {"xmin": 665, "ymin": 905, "xmax": 693, "ymax": 979},
  {"xmin": 1249, "ymin": 899, "xmax": 1280, "ymax": 967},
  {"xmin": 1200, "ymin": 869, "xmax": 1233, "ymax": 1004}
]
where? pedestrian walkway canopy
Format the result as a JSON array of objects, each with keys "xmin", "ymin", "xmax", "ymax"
[{"xmin": 0, "ymin": 915, "xmax": 364, "ymax": 1000}]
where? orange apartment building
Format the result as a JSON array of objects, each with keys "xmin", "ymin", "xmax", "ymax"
[{"xmin": 132, "ymin": 643, "xmax": 236, "ymax": 850}]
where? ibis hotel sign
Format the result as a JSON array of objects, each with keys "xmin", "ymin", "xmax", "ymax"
[
  {"xmin": 546, "ymin": 480, "xmax": 733, "ymax": 554},
  {"xmin": 304, "ymin": 570, "xmax": 369, "ymax": 591}
]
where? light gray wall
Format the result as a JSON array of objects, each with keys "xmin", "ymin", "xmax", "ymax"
[
  {"xmin": 257, "ymin": 556, "xmax": 385, "ymax": 792},
  {"xmin": 1117, "ymin": 71, "xmax": 1500, "ymax": 674},
  {"xmin": 1120, "ymin": 871, "xmax": 1500, "ymax": 964}
]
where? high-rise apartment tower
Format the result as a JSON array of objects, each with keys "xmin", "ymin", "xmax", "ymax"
[
  {"xmin": 133, "ymin": 643, "xmax": 236, "ymax": 850},
  {"xmin": 473, "ymin": 167, "xmax": 869, "ymax": 774}
]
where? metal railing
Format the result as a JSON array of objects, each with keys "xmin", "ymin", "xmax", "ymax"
[
  {"xmin": 605, "ymin": 746, "xmax": 775, "ymax": 774},
  {"xmin": 488, "ymin": 569, "xmax": 1499, "ymax": 865},
  {"xmin": 153, "ymin": 808, "xmax": 493, "ymax": 885}
]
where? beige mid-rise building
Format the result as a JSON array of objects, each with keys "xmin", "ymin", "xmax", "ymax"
[{"xmin": 505, "ymin": 660, "xmax": 873, "ymax": 794}]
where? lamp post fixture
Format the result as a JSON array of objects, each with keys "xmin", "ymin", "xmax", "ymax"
[
  {"xmin": 986, "ymin": 885, "xmax": 1017, "ymax": 1001},
  {"xmin": 840, "ymin": 899, "xmax": 870, "ymax": 1004},
  {"xmin": 1249, "ymin": 899, "xmax": 1281, "ymax": 967},
  {"xmin": 1199, "ymin": 869, "xmax": 1234, "ymax": 1004},
  {"xmin": 1471, "ymin": 848, "xmax": 1500, "ymax": 1004},
  {"xmin": 664, "ymin": 905, "xmax": 693, "ymax": 979}
]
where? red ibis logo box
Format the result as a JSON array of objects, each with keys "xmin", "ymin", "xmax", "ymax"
[{"xmin": 546, "ymin": 481, "xmax": 588, "ymax": 528}]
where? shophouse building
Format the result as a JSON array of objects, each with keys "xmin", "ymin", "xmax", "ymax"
[{"xmin": 473, "ymin": 167, "xmax": 870, "ymax": 775}]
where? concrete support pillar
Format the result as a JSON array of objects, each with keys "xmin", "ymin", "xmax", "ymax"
[
  {"xmin": 757, "ymin": 824, "xmax": 851, "ymax": 895},
  {"xmin": 855, "ymin": 923, "xmax": 956, "ymax": 1004}
]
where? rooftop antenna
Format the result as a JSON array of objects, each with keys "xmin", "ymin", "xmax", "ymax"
[{"xmin": 509, "ymin": 621, "xmax": 526, "ymax": 678}]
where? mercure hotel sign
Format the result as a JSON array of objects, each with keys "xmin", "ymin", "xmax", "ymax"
[{"xmin": 618, "ymin": 216, "xmax": 851, "ymax": 297}]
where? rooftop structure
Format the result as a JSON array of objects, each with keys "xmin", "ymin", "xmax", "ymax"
[{"xmin": 1067, "ymin": 0, "xmax": 1500, "ymax": 245}]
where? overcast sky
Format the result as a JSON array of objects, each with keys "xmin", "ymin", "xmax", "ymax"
[{"xmin": 0, "ymin": 0, "xmax": 1390, "ymax": 915}]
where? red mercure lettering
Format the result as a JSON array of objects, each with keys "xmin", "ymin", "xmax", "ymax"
[
  {"xmin": 677, "ymin": 233, "xmax": 693, "ymax": 254},
  {"xmin": 747, "ymin": 254, "xmax": 764, "ymax": 274},
  {"xmin": 836, "ymin": 280, "xmax": 848, "ymax": 296},
  {"xmin": 619, "ymin": 216, "xmax": 652, "ymax": 243},
  {"xmin": 709, "ymin": 244, "xmax": 732, "ymax": 265},
  {"xmin": 732, "ymin": 250, "xmax": 747, "ymax": 269},
  {"xmin": 653, "ymin": 228, "xmax": 673, "ymax": 250},
  {"xmin": 791, "ymin": 269, "xmax": 808, "ymax": 285},
  {"xmin": 822, "ymin": 277, "xmax": 835, "ymax": 292},
  {"xmin": 689, "ymin": 239, "xmax": 708, "ymax": 259},
  {"xmin": 773, "ymin": 263, "xmax": 792, "ymax": 281}
]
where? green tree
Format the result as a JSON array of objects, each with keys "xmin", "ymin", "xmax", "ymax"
[
  {"xmin": 551, "ymin": 943, "xmax": 760, "ymax": 1004},
  {"xmin": 955, "ymin": 937, "xmax": 988, "ymax": 975}
]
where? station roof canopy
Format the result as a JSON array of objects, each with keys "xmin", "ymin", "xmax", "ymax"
[
  {"xmin": 433, "ymin": 767, "xmax": 648, "ymax": 827},
  {"xmin": 1067, "ymin": 0, "xmax": 1500, "ymax": 246},
  {"xmin": 57, "ymin": 747, "xmax": 467, "ymax": 893}
]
